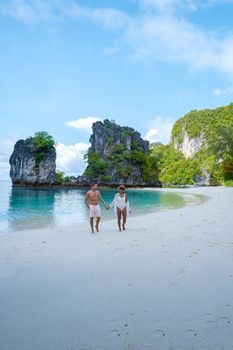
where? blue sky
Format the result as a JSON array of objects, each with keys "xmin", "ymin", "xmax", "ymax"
[{"xmin": 1, "ymin": 0, "xmax": 233, "ymax": 179}]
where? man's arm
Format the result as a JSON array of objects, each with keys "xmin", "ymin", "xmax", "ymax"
[
  {"xmin": 99, "ymin": 192, "xmax": 109, "ymax": 209},
  {"xmin": 84, "ymin": 192, "xmax": 90, "ymax": 209}
]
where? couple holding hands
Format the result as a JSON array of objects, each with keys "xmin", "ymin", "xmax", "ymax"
[{"xmin": 84, "ymin": 184, "xmax": 131, "ymax": 234}]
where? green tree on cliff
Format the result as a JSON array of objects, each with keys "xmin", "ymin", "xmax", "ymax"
[
  {"xmin": 209, "ymin": 126, "xmax": 233, "ymax": 181},
  {"xmin": 30, "ymin": 131, "xmax": 55, "ymax": 170},
  {"xmin": 32, "ymin": 131, "xmax": 55, "ymax": 150}
]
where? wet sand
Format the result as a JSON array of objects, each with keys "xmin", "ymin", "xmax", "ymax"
[{"xmin": 0, "ymin": 187, "xmax": 233, "ymax": 350}]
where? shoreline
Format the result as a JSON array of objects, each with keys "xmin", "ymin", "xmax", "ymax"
[
  {"xmin": 10, "ymin": 183, "xmax": 230, "ymax": 189},
  {"xmin": 10, "ymin": 182, "xmax": 162, "ymax": 188},
  {"xmin": 1, "ymin": 187, "xmax": 233, "ymax": 349},
  {"xmin": 0, "ymin": 187, "xmax": 209, "ymax": 235}
]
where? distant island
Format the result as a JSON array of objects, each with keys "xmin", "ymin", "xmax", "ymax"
[{"xmin": 9, "ymin": 103, "xmax": 233, "ymax": 187}]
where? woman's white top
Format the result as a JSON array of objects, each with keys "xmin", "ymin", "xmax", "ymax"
[
  {"xmin": 116, "ymin": 195, "xmax": 127, "ymax": 210},
  {"xmin": 109, "ymin": 193, "xmax": 131, "ymax": 216}
]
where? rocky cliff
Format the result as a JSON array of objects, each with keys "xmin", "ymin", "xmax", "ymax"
[
  {"xmin": 90, "ymin": 119, "xmax": 149, "ymax": 155},
  {"xmin": 172, "ymin": 103, "xmax": 233, "ymax": 158},
  {"xmin": 83, "ymin": 119, "xmax": 160, "ymax": 186},
  {"xmin": 151, "ymin": 103, "xmax": 233, "ymax": 186},
  {"xmin": 10, "ymin": 138, "xmax": 56, "ymax": 185},
  {"xmin": 174, "ymin": 130, "xmax": 205, "ymax": 159}
]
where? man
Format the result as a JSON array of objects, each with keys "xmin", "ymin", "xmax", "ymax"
[{"xmin": 84, "ymin": 184, "xmax": 109, "ymax": 233}]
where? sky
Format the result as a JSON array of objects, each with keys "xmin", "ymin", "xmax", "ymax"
[{"xmin": 1, "ymin": 0, "xmax": 233, "ymax": 179}]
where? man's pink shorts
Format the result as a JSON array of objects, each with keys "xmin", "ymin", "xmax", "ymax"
[{"xmin": 89, "ymin": 204, "xmax": 101, "ymax": 218}]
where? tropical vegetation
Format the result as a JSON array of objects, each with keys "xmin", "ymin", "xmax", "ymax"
[
  {"xmin": 84, "ymin": 130, "xmax": 159, "ymax": 182},
  {"xmin": 151, "ymin": 103, "xmax": 233, "ymax": 185},
  {"xmin": 27, "ymin": 131, "xmax": 55, "ymax": 170}
]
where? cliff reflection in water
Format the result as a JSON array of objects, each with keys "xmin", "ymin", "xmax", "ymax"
[
  {"xmin": 7, "ymin": 187, "xmax": 89, "ymax": 232},
  {"xmin": 8, "ymin": 187, "xmax": 56, "ymax": 231}
]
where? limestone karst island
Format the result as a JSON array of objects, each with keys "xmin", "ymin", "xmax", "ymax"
[
  {"xmin": 9, "ymin": 103, "xmax": 233, "ymax": 187},
  {"xmin": 2, "ymin": 102, "xmax": 233, "ymax": 350},
  {"xmin": 2, "ymin": 2, "xmax": 233, "ymax": 349}
]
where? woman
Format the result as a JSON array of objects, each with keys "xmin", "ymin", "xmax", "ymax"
[{"xmin": 109, "ymin": 185, "xmax": 131, "ymax": 232}]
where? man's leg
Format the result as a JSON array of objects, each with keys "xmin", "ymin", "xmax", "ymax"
[
  {"xmin": 96, "ymin": 217, "xmax": 101, "ymax": 232},
  {"xmin": 95, "ymin": 205, "xmax": 101, "ymax": 233},
  {"xmin": 90, "ymin": 217, "xmax": 94, "ymax": 233}
]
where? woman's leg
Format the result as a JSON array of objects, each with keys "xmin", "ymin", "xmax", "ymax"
[
  {"xmin": 122, "ymin": 207, "xmax": 127, "ymax": 230},
  {"xmin": 117, "ymin": 207, "xmax": 122, "ymax": 231}
]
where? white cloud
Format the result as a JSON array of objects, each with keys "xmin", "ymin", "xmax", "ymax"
[
  {"xmin": 218, "ymin": 38, "xmax": 233, "ymax": 77},
  {"xmin": 213, "ymin": 86, "xmax": 233, "ymax": 97},
  {"xmin": 1, "ymin": 1, "xmax": 233, "ymax": 77},
  {"xmin": 144, "ymin": 128, "xmax": 158, "ymax": 143},
  {"xmin": 0, "ymin": 162, "xmax": 11, "ymax": 180},
  {"xmin": 0, "ymin": 0, "xmax": 63, "ymax": 24},
  {"xmin": 138, "ymin": 0, "xmax": 233, "ymax": 12},
  {"xmin": 102, "ymin": 46, "xmax": 122, "ymax": 56},
  {"xmin": 213, "ymin": 88, "xmax": 221, "ymax": 96},
  {"xmin": 122, "ymin": 7, "xmax": 233, "ymax": 77},
  {"xmin": 67, "ymin": 3, "xmax": 129, "ymax": 31},
  {"xmin": 139, "ymin": 0, "xmax": 185, "ymax": 12},
  {"xmin": 56, "ymin": 142, "xmax": 89, "ymax": 175},
  {"xmin": 0, "ymin": 133, "xmax": 20, "ymax": 179},
  {"xmin": 66, "ymin": 117, "xmax": 102, "ymax": 133},
  {"xmin": 144, "ymin": 117, "xmax": 174, "ymax": 144},
  {"xmin": 0, "ymin": 0, "xmax": 36, "ymax": 24},
  {"xmin": 125, "ymin": 14, "xmax": 221, "ymax": 70},
  {"xmin": 0, "ymin": 1, "xmax": 129, "ymax": 28}
]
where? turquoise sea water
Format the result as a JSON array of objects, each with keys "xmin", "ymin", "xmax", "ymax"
[{"xmin": 0, "ymin": 181, "xmax": 206, "ymax": 233}]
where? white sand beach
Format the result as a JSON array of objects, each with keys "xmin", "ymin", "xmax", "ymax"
[{"xmin": 1, "ymin": 187, "xmax": 233, "ymax": 350}]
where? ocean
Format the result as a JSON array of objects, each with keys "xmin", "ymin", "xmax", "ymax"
[{"xmin": 0, "ymin": 181, "xmax": 205, "ymax": 233}]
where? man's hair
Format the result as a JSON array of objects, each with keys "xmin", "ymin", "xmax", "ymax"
[{"xmin": 91, "ymin": 183, "xmax": 97, "ymax": 187}]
